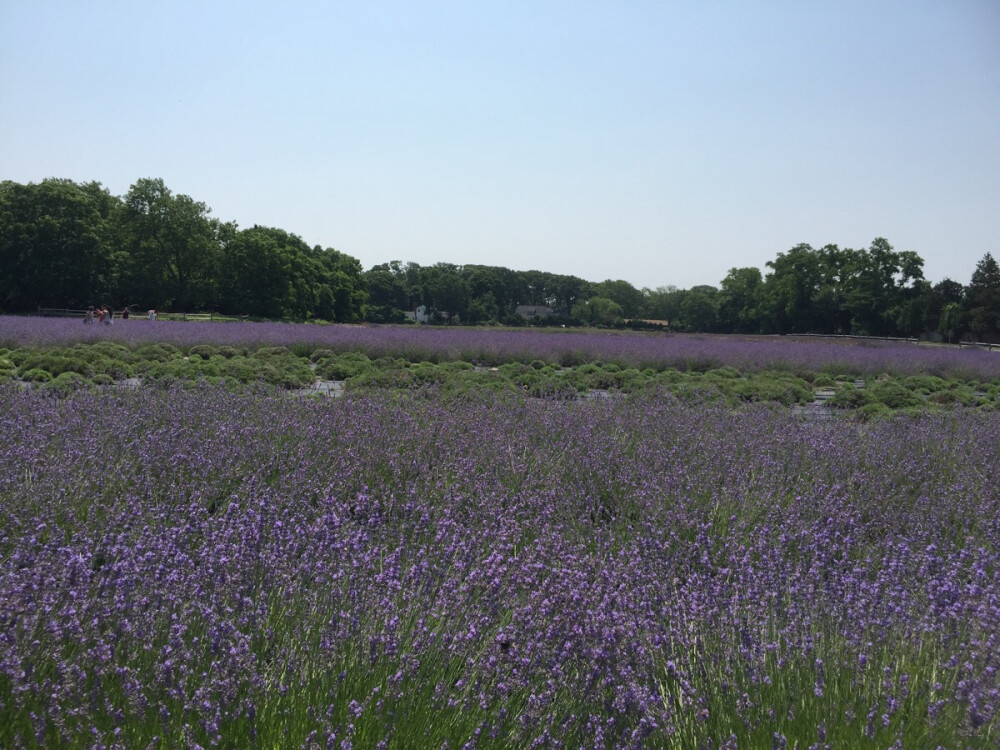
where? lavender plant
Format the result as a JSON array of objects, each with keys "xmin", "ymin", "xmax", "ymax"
[
  {"xmin": 1, "ymin": 383, "xmax": 997, "ymax": 747},
  {"xmin": 3, "ymin": 315, "xmax": 999, "ymax": 381}
]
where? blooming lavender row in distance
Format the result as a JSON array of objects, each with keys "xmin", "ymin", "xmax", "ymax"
[
  {"xmin": 2, "ymin": 315, "xmax": 999, "ymax": 381},
  {"xmin": 1, "ymin": 385, "xmax": 997, "ymax": 747}
]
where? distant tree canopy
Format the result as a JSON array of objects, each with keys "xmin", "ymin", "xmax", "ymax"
[
  {"xmin": 1, "ymin": 177, "xmax": 998, "ymax": 341},
  {"xmin": 0, "ymin": 178, "xmax": 367, "ymax": 321}
]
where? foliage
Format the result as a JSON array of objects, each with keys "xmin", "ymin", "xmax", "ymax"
[
  {"xmin": 0, "ymin": 178, "xmax": 118, "ymax": 311},
  {"xmin": 119, "ymin": 177, "xmax": 221, "ymax": 312},
  {"xmin": 966, "ymin": 252, "xmax": 1000, "ymax": 342},
  {"xmin": 0, "ymin": 178, "xmax": 369, "ymax": 321}
]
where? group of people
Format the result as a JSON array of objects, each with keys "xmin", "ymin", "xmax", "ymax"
[
  {"xmin": 83, "ymin": 306, "xmax": 115, "ymax": 325},
  {"xmin": 83, "ymin": 306, "xmax": 155, "ymax": 324}
]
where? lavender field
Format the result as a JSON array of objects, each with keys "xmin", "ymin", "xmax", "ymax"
[
  {"xmin": 1, "ymin": 317, "xmax": 999, "ymax": 748},
  {"xmin": 3, "ymin": 315, "xmax": 1000, "ymax": 380}
]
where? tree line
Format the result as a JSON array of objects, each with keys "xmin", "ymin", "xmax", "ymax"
[
  {"xmin": 0, "ymin": 178, "xmax": 366, "ymax": 322},
  {"xmin": 2, "ymin": 177, "xmax": 998, "ymax": 341}
]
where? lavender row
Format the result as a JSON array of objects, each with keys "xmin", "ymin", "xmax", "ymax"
[
  {"xmin": 1, "ymin": 385, "xmax": 998, "ymax": 747},
  {"xmin": 3, "ymin": 315, "xmax": 999, "ymax": 381}
]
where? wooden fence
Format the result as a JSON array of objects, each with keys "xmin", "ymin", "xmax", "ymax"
[
  {"xmin": 957, "ymin": 340, "xmax": 998, "ymax": 352},
  {"xmin": 36, "ymin": 308, "xmax": 249, "ymax": 322},
  {"xmin": 772, "ymin": 332, "xmax": 997, "ymax": 351}
]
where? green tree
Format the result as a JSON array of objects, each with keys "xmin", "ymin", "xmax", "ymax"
[
  {"xmin": 642, "ymin": 285, "xmax": 683, "ymax": 325},
  {"xmin": 571, "ymin": 296, "xmax": 623, "ymax": 326},
  {"xmin": 217, "ymin": 227, "xmax": 291, "ymax": 318},
  {"xmin": 812, "ymin": 244, "xmax": 855, "ymax": 334},
  {"xmin": 217, "ymin": 226, "xmax": 367, "ymax": 321},
  {"xmin": 0, "ymin": 178, "xmax": 119, "ymax": 311},
  {"xmin": 717, "ymin": 267, "xmax": 763, "ymax": 333},
  {"xmin": 365, "ymin": 263, "xmax": 410, "ymax": 320},
  {"xmin": 594, "ymin": 279, "xmax": 644, "ymax": 318},
  {"xmin": 759, "ymin": 244, "xmax": 825, "ymax": 333},
  {"xmin": 465, "ymin": 292, "xmax": 499, "ymax": 324},
  {"xmin": 513, "ymin": 270, "xmax": 589, "ymax": 313},
  {"xmin": 420, "ymin": 264, "xmax": 470, "ymax": 323},
  {"xmin": 461, "ymin": 265, "xmax": 516, "ymax": 322},
  {"xmin": 678, "ymin": 285, "xmax": 720, "ymax": 332},
  {"xmin": 317, "ymin": 246, "xmax": 367, "ymax": 322},
  {"xmin": 921, "ymin": 278, "xmax": 964, "ymax": 338},
  {"xmin": 841, "ymin": 238, "xmax": 924, "ymax": 336},
  {"xmin": 119, "ymin": 178, "xmax": 221, "ymax": 311},
  {"xmin": 965, "ymin": 252, "xmax": 1000, "ymax": 341},
  {"xmin": 939, "ymin": 302, "xmax": 963, "ymax": 344}
]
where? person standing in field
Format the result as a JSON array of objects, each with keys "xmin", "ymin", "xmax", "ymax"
[
  {"xmin": 84, "ymin": 307, "xmax": 94, "ymax": 324},
  {"xmin": 121, "ymin": 307, "xmax": 130, "ymax": 320},
  {"xmin": 97, "ymin": 307, "xmax": 106, "ymax": 324}
]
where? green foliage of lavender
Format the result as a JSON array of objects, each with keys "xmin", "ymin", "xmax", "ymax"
[
  {"xmin": 1, "ymin": 383, "xmax": 998, "ymax": 748},
  {"xmin": 3, "ymin": 316, "xmax": 1000, "ymax": 382},
  {"xmin": 2, "ymin": 317, "xmax": 1000, "ymax": 416}
]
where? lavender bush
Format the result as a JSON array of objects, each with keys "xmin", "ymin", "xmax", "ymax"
[
  {"xmin": 3, "ymin": 315, "xmax": 999, "ymax": 381},
  {"xmin": 1, "ymin": 383, "xmax": 997, "ymax": 748}
]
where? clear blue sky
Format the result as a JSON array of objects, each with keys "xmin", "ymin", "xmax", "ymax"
[{"xmin": 2, "ymin": 1, "xmax": 998, "ymax": 289}]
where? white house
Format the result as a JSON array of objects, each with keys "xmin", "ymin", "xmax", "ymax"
[{"xmin": 404, "ymin": 305, "xmax": 430, "ymax": 323}]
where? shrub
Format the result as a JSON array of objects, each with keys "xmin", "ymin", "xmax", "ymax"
[
  {"xmin": 309, "ymin": 348, "xmax": 337, "ymax": 363},
  {"xmin": 254, "ymin": 346, "xmax": 290, "ymax": 358},
  {"xmin": 18, "ymin": 353, "xmax": 90, "ymax": 377},
  {"xmin": 707, "ymin": 365, "xmax": 741, "ymax": 379},
  {"xmin": 80, "ymin": 340, "xmax": 131, "ymax": 360},
  {"xmin": 902, "ymin": 374, "xmax": 945, "ymax": 394},
  {"xmin": 812, "ymin": 373, "xmax": 836, "ymax": 388},
  {"xmin": 270, "ymin": 361, "xmax": 316, "ymax": 389},
  {"xmin": 440, "ymin": 360, "xmax": 474, "ymax": 372},
  {"xmin": 219, "ymin": 357, "xmax": 262, "ymax": 383},
  {"xmin": 829, "ymin": 385, "xmax": 871, "ymax": 409},
  {"xmin": 188, "ymin": 344, "xmax": 220, "ymax": 359},
  {"xmin": 853, "ymin": 401, "xmax": 892, "ymax": 420},
  {"xmin": 134, "ymin": 343, "xmax": 182, "ymax": 362},
  {"xmin": 867, "ymin": 380, "xmax": 923, "ymax": 409},
  {"xmin": 21, "ymin": 368, "xmax": 53, "ymax": 383},
  {"xmin": 316, "ymin": 353, "xmax": 374, "ymax": 381},
  {"xmin": 45, "ymin": 371, "xmax": 87, "ymax": 395},
  {"xmin": 736, "ymin": 375, "xmax": 812, "ymax": 405}
]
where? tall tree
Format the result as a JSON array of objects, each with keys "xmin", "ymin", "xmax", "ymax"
[
  {"xmin": 217, "ymin": 226, "xmax": 290, "ymax": 318},
  {"xmin": 317, "ymin": 246, "xmax": 367, "ymax": 322},
  {"xmin": 919, "ymin": 278, "xmax": 964, "ymax": 338},
  {"xmin": 593, "ymin": 279, "xmax": 644, "ymax": 318},
  {"xmin": 365, "ymin": 263, "xmax": 410, "ymax": 319},
  {"xmin": 420, "ymin": 264, "xmax": 471, "ymax": 322},
  {"xmin": 965, "ymin": 252, "xmax": 1000, "ymax": 341},
  {"xmin": 759, "ymin": 244, "xmax": 825, "ymax": 333},
  {"xmin": 119, "ymin": 178, "xmax": 220, "ymax": 311},
  {"xmin": 679, "ymin": 285, "xmax": 720, "ymax": 332},
  {"xmin": 642, "ymin": 285, "xmax": 683, "ymax": 325},
  {"xmin": 0, "ymin": 179, "xmax": 119, "ymax": 311},
  {"xmin": 939, "ymin": 302, "xmax": 964, "ymax": 344},
  {"xmin": 811, "ymin": 244, "xmax": 855, "ymax": 334},
  {"xmin": 841, "ymin": 238, "xmax": 924, "ymax": 336},
  {"xmin": 717, "ymin": 267, "xmax": 763, "ymax": 333},
  {"xmin": 571, "ymin": 296, "xmax": 623, "ymax": 326}
]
